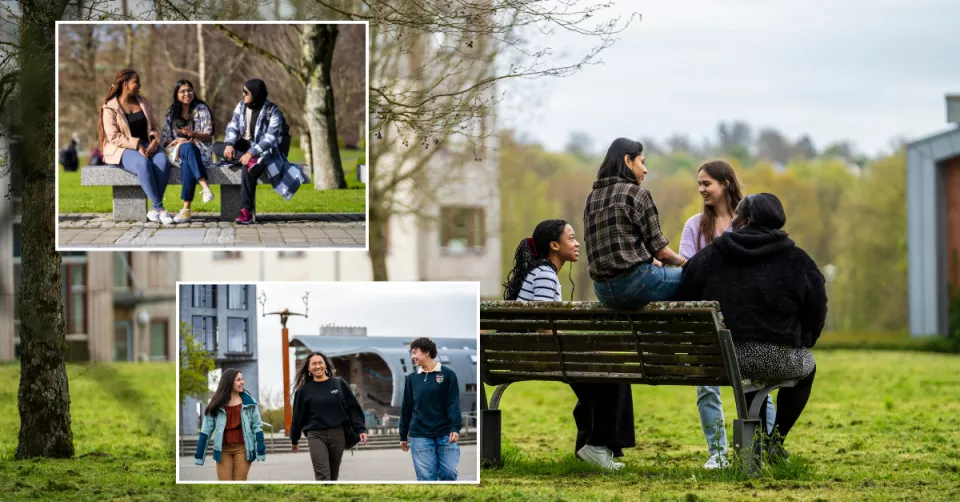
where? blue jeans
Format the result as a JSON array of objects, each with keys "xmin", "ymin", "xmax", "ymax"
[
  {"xmin": 409, "ymin": 436, "xmax": 459, "ymax": 481},
  {"xmin": 178, "ymin": 143, "xmax": 208, "ymax": 202},
  {"xmin": 594, "ymin": 262, "xmax": 683, "ymax": 308},
  {"xmin": 118, "ymin": 143, "xmax": 170, "ymax": 211},
  {"xmin": 697, "ymin": 386, "xmax": 776, "ymax": 456}
]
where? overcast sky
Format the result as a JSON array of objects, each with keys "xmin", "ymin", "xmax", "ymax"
[
  {"xmin": 501, "ymin": 0, "xmax": 960, "ymax": 157},
  {"xmin": 254, "ymin": 283, "xmax": 478, "ymax": 397}
]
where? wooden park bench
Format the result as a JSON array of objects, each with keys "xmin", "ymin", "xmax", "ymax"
[
  {"xmin": 479, "ymin": 300, "xmax": 797, "ymax": 474},
  {"xmin": 80, "ymin": 164, "xmax": 307, "ymax": 222}
]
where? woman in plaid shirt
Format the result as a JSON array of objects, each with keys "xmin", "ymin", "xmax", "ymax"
[{"xmin": 584, "ymin": 138, "xmax": 687, "ymax": 309}]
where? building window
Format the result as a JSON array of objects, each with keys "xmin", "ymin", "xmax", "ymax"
[
  {"xmin": 113, "ymin": 252, "xmax": 133, "ymax": 290},
  {"xmin": 400, "ymin": 358, "xmax": 408, "ymax": 374},
  {"xmin": 227, "ymin": 285, "xmax": 247, "ymax": 310},
  {"xmin": 439, "ymin": 206, "xmax": 485, "ymax": 251},
  {"xmin": 439, "ymin": 354, "xmax": 450, "ymax": 363},
  {"xmin": 213, "ymin": 251, "xmax": 243, "ymax": 260},
  {"xmin": 465, "ymin": 384, "xmax": 477, "ymax": 393},
  {"xmin": 192, "ymin": 285, "xmax": 216, "ymax": 309},
  {"xmin": 150, "ymin": 320, "xmax": 168, "ymax": 361},
  {"xmin": 278, "ymin": 251, "xmax": 305, "ymax": 259},
  {"xmin": 62, "ymin": 255, "xmax": 88, "ymax": 336},
  {"xmin": 191, "ymin": 316, "xmax": 217, "ymax": 352},
  {"xmin": 114, "ymin": 323, "xmax": 131, "ymax": 361},
  {"xmin": 226, "ymin": 318, "xmax": 249, "ymax": 354}
]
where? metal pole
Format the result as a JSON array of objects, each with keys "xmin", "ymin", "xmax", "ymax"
[{"xmin": 282, "ymin": 325, "xmax": 292, "ymax": 436}]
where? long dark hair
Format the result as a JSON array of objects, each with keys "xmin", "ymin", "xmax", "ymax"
[
  {"xmin": 166, "ymin": 79, "xmax": 211, "ymax": 131},
  {"xmin": 503, "ymin": 219, "xmax": 575, "ymax": 300},
  {"xmin": 205, "ymin": 368, "xmax": 240, "ymax": 417},
  {"xmin": 294, "ymin": 352, "xmax": 335, "ymax": 392},
  {"xmin": 597, "ymin": 138, "xmax": 644, "ymax": 182},
  {"xmin": 732, "ymin": 193, "xmax": 788, "ymax": 234},
  {"xmin": 97, "ymin": 68, "xmax": 138, "ymax": 150},
  {"xmin": 697, "ymin": 160, "xmax": 744, "ymax": 251}
]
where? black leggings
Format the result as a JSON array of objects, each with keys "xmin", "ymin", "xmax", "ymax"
[
  {"xmin": 570, "ymin": 383, "xmax": 636, "ymax": 456},
  {"xmin": 745, "ymin": 365, "xmax": 816, "ymax": 443},
  {"xmin": 213, "ymin": 140, "xmax": 263, "ymax": 212}
]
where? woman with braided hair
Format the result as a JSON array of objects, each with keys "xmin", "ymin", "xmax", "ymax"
[
  {"xmin": 98, "ymin": 69, "xmax": 173, "ymax": 224},
  {"xmin": 503, "ymin": 220, "xmax": 635, "ymax": 471}
]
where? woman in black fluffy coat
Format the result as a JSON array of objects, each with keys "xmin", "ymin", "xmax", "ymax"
[{"xmin": 675, "ymin": 192, "xmax": 827, "ymax": 461}]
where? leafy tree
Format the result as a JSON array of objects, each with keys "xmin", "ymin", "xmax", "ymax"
[{"xmin": 179, "ymin": 322, "xmax": 215, "ymax": 406}]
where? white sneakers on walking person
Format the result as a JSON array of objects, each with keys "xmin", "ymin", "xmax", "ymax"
[
  {"xmin": 703, "ymin": 452, "xmax": 729, "ymax": 469},
  {"xmin": 576, "ymin": 445, "xmax": 623, "ymax": 470}
]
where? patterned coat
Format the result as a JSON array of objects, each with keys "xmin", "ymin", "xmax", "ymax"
[
  {"xmin": 161, "ymin": 102, "xmax": 214, "ymax": 166},
  {"xmin": 223, "ymin": 99, "xmax": 308, "ymax": 200}
]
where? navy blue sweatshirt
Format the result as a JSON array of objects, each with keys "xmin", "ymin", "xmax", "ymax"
[{"xmin": 399, "ymin": 364, "xmax": 462, "ymax": 441}]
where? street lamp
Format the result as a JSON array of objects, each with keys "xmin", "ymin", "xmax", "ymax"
[{"xmin": 259, "ymin": 291, "xmax": 309, "ymax": 436}]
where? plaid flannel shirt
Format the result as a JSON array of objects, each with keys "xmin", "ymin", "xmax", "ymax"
[
  {"xmin": 161, "ymin": 103, "xmax": 214, "ymax": 166},
  {"xmin": 584, "ymin": 177, "xmax": 670, "ymax": 281}
]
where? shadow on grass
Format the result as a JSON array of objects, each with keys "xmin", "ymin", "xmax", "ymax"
[
  {"xmin": 484, "ymin": 441, "xmax": 819, "ymax": 484},
  {"xmin": 84, "ymin": 365, "xmax": 172, "ymax": 458}
]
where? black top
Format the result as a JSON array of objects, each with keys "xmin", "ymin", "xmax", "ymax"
[
  {"xmin": 289, "ymin": 377, "xmax": 366, "ymax": 446},
  {"xmin": 172, "ymin": 111, "xmax": 195, "ymax": 138},
  {"xmin": 675, "ymin": 228, "xmax": 827, "ymax": 348},
  {"xmin": 126, "ymin": 111, "xmax": 148, "ymax": 144}
]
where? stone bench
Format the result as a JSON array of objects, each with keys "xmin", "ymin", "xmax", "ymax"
[
  {"xmin": 479, "ymin": 300, "xmax": 797, "ymax": 474},
  {"xmin": 80, "ymin": 164, "xmax": 303, "ymax": 221}
]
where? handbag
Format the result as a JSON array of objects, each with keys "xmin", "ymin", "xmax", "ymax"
[
  {"xmin": 166, "ymin": 142, "xmax": 182, "ymax": 168},
  {"xmin": 334, "ymin": 377, "xmax": 363, "ymax": 449}
]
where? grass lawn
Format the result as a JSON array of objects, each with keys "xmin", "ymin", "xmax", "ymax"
[
  {"xmin": 1, "ymin": 350, "xmax": 959, "ymax": 500},
  {"xmin": 57, "ymin": 146, "xmax": 366, "ymax": 214}
]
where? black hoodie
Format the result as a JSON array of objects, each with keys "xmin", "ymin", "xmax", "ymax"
[{"xmin": 675, "ymin": 228, "xmax": 827, "ymax": 348}]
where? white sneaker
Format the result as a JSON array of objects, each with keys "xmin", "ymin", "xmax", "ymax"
[
  {"xmin": 158, "ymin": 210, "xmax": 174, "ymax": 225},
  {"xmin": 201, "ymin": 187, "xmax": 215, "ymax": 203},
  {"xmin": 577, "ymin": 445, "xmax": 622, "ymax": 470},
  {"xmin": 703, "ymin": 452, "xmax": 728, "ymax": 469},
  {"xmin": 173, "ymin": 209, "xmax": 192, "ymax": 224}
]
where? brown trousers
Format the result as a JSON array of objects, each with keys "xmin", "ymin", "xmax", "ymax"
[
  {"xmin": 306, "ymin": 427, "xmax": 346, "ymax": 481},
  {"xmin": 216, "ymin": 442, "xmax": 252, "ymax": 481}
]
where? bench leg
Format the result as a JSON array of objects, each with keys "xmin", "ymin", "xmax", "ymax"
[
  {"xmin": 113, "ymin": 186, "xmax": 147, "ymax": 221},
  {"xmin": 480, "ymin": 409, "xmax": 502, "ymax": 467},
  {"xmin": 220, "ymin": 185, "xmax": 241, "ymax": 222},
  {"xmin": 733, "ymin": 418, "xmax": 763, "ymax": 475}
]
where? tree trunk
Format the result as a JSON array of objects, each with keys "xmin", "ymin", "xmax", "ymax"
[
  {"xmin": 197, "ymin": 24, "xmax": 206, "ymax": 98},
  {"xmin": 300, "ymin": 132, "xmax": 312, "ymax": 167},
  {"xmin": 369, "ymin": 196, "xmax": 389, "ymax": 281},
  {"xmin": 17, "ymin": 0, "xmax": 74, "ymax": 460},
  {"xmin": 124, "ymin": 26, "xmax": 134, "ymax": 68},
  {"xmin": 301, "ymin": 25, "xmax": 347, "ymax": 190},
  {"xmin": 121, "ymin": 0, "xmax": 128, "ymax": 17}
]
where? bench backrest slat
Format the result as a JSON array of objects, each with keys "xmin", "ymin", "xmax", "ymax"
[{"xmin": 480, "ymin": 301, "xmax": 734, "ymax": 388}]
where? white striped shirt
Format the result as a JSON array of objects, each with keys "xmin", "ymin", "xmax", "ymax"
[{"xmin": 516, "ymin": 264, "xmax": 562, "ymax": 302}]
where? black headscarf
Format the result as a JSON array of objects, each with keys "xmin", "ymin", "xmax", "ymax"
[
  {"xmin": 596, "ymin": 137, "xmax": 643, "ymax": 183},
  {"xmin": 244, "ymin": 79, "xmax": 268, "ymax": 135}
]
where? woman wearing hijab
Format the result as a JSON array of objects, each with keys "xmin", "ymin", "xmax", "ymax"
[
  {"xmin": 583, "ymin": 138, "xmax": 687, "ymax": 309},
  {"xmin": 213, "ymin": 79, "xmax": 303, "ymax": 225}
]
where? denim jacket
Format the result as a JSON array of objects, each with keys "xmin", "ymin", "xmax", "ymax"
[{"xmin": 194, "ymin": 390, "xmax": 266, "ymax": 465}]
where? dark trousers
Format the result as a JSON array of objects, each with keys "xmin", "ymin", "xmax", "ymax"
[
  {"xmin": 746, "ymin": 365, "xmax": 817, "ymax": 444},
  {"xmin": 570, "ymin": 383, "xmax": 636, "ymax": 456},
  {"xmin": 213, "ymin": 139, "xmax": 263, "ymax": 212},
  {"xmin": 306, "ymin": 427, "xmax": 346, "ymax": 481}
]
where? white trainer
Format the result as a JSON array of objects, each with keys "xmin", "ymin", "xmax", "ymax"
[
  {"xmin": 158, "ymin": 210, "xmax": 174, "ymax": 225},
  {"xmin": 703, "ymin": 452, "xmax": 729, "ymax": 469},
  {"xmin": 146, "ymin": 209, "xmax": 160, "ymax": 223},
  {"xmin": 576, "ymin": 445, "xmax": 622, "ymax": 470},
  {"xmin": 201, "ymin": 187, "xmax": 215, "ymax": 203}
]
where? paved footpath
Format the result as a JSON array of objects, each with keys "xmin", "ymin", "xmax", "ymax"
[
  {"xmin": 179, "ymin": 445, "xmax": 478, "ymax": 482},
  {"xmin": 58, "ymin": 213, "xmax": 365, "ymax": 248}
]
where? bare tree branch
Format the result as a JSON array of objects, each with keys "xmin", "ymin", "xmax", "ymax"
[{"xmin": 214, "ymin": 23, "xmax": 305, "ymax": 84}]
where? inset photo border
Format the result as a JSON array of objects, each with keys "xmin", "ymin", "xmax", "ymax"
[
  {"xmin": 55, "ymin": 21, "xmax": 369, "ymax": 251},
  {"xmin": 175, "ymin": 281, "xmax": 480, "ymax": 484}
]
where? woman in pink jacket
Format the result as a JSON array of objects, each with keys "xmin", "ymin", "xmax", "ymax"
[{"xmin": 97, "ymin": 69, "xmax": 173, "ymax": 224}]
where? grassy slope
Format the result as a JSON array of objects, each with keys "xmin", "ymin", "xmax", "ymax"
[
  {"xmin": 1, "ymin": 350, "xmax": 959, "ymax": 500},
  {"xmin": 58, "ymin": 147, "xmax": 366, "ymax": 214}
]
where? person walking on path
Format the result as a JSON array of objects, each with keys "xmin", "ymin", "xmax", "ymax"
[{"xmin": 194, "ymin": 369, "xmax": 267, "ymax": 480}]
